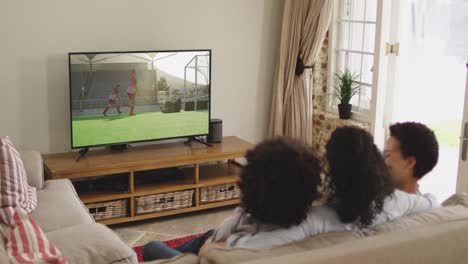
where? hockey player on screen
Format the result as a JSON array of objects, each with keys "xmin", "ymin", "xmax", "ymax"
[{"xmin": 102, "ymin": 84, "xmax": 123, "ymax": 116}]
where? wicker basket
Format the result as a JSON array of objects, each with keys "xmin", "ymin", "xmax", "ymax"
[
  {"xmin": 135, "ymin": 190, "xmax": 194, "ymax": 215},
  {"xmin": 86, "ymin": 199, "xmax": 128, "ymax": 221},
  {"xmin": 200, "ymin": 183, "xmax": 240, "ymax": 204}
]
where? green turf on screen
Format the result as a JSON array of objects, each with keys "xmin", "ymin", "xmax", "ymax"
[{"xmin": 72, "ymin": 111, "xmax": 209, "ymax": 148}]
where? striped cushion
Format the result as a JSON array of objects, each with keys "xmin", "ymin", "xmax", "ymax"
[
  {"xmin": 0, "ymin": 207, "xmax": 67, "ymax": 264},
  {"xmin": 0, "ymin": 136, "xmax": 37, "ymax": 213}
]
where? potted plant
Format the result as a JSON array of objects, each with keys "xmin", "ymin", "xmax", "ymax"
[{"xmin": 330, "ymin": 69, "xmax": 361, "ymax": 119}]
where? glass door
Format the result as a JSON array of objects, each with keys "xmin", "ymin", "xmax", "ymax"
[
  {"xmin": 384, "ymin": 0, "xmax": 468, "ymax": 201},
  {"xmin": 456, "ymin": 62, "xmax": 468, "ymax": 193}
]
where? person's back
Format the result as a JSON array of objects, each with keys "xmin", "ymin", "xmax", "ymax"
[
  {"xmin": 143, "ymin": 137, "xmax": 323, "ymax": 261},
  {"xmin": 211, "ymin": 137, "xmax": 322, "ymax": 248},
  {"xmin": 227, "ymin": 126, "xmax": 439, "ymax": 249},
  {"xmin": 325, "ymin": 126, "xmax": 438, "ymax": 227}
]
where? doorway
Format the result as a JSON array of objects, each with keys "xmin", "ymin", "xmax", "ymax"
[{"xmin": 385, "ymin": 0, "xmax": 468, "ymax": 201}]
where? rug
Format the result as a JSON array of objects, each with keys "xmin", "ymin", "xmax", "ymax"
[{"xmin": 133, "ymin": 233, "xmax": 203, "ymax": 262}]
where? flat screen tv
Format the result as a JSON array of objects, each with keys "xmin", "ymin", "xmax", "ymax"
[{"xmin": 68, "ymin": 49, "xmax": 211, "ymax": 149}]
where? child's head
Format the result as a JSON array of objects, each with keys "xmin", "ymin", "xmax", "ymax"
[
  {"xmin": 239, "ymin": 137, "xmax": 321, "ymax": 227},
  {"xmin": 325, "ymin": 126, "xmax": 394, "ymax": 227},
  {"xmin": 115, "ymin": 84, "xmax": 120, "ymax": 90},
  {"xmin": 384, "ymin": 122, "xmax": 439, "ymax": 189}
]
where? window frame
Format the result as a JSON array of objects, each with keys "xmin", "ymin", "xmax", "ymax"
[{"xmin": 326, "ymin": 0, "xmax": 378, "ymax": 123}]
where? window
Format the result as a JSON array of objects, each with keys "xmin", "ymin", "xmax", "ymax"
[{"xmin": 328, "ymin": 0, "xmax": 378, "ymax": 120}]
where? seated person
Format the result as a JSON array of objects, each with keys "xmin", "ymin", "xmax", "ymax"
[
  {"xmin": 384, "ymin": 122, "xmax": 439, "ymax": 199},
  {"xmin": 218, "ymin": 126, "xmax": 439, "ymax": 249},
  {"xmin": 143, "ymin": 137, "xmax": 322, "ymax": 261}
]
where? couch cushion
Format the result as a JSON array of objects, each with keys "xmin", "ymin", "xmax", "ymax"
[
  {"xmin": 240, "ymin": 220, "xmax": 468, "ymax": 264},
  {"xmin": 46, "ymin": 223, "xmax": 136, "ymax": 264},
  {"xmin": 201, "ymin": 193, "xmax": 468, "ymax": 264},
  {"xmin": 0, "ymin": 207, "xmax": 67, "ymax": 264},
  {"xmin": 200, "ymin": 231, "xmax": 364, "ymax": 264},
  {"xmin": 30, "ymin": 179, "xmax": 94, "ymax": 233},
  {"xmin": 442, "ymin": 192, "xmax": 468, "ymax": 207},
  {"xmin": 363, "ymin": 192, "xmax": 468, "ymax": 235},
  {"xmin": 19, "ymin": 150, "xmax": 45, "ymax": 190},
  {"xmin": 0, "ymin": 136, "xmax": 37, "ymax": 213}
]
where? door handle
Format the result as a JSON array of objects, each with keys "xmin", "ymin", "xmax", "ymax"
[{"xmin": 461, "ymin": 123, "xmax": 468, "ymax": 161}]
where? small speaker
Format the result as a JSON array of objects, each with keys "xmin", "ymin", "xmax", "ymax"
[{"xmin": 208, "ymin": 118, "xmax": 223, "ymax": 143}]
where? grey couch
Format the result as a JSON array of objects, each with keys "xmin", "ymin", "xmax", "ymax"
[
  {"xmin": 143, "ymin": 194, "xmax": 468, "ymax": 264},
  {"xmin": 5, "ymin": 151, "xmax": 468, "ymax": 264},
  {"xmin": 0, "ymin": 151, "xmax": 138, "ymax": 264}
]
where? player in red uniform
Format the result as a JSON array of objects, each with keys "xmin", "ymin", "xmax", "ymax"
[{"xmin": 102, "ymin": 84, "xmax": 122, "ymax": 116}]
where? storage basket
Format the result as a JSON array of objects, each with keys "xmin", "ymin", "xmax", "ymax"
[
  {"xmin": 135, "ymin": 190, "xmax": 194, "ymax": 215},
  {"xmin": 86, "ymin": 199, "xmax": 127, "ymax": 221},
  {"xmin": 200, "ymin": 183, "xmax": 240, "ymax": 204}
]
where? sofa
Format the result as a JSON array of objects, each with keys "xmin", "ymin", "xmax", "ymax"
[
  {"xmin": 0, "ymin": 150, "xmax": 138, "ymax": 264},
  {"xmin": 151, "ymin": 194, "xmax": 468, "ymax": 264},
  {"xmin": 4, "ymin": 151, "xmax": 468, "ymax": 264}
]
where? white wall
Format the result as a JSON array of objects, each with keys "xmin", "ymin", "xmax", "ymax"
[{"xmin": 0, "ymin": 0, "xmax": 284, "ymax": 153}]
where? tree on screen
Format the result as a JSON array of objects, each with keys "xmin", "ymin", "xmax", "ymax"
[
  {"xmin": 199, "ymin": 85, "xmax": 209, "ymax": 96},
  {"xmin": 158, "ymin": 77, "xmax": 170, "ymax": 92}
]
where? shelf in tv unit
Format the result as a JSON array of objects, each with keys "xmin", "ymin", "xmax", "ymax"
[
  {"xmin": 42, "ymin": 136, "xmax": 253, "ymax": 225},
  {"xmin": 80, "ymin": 191, "xmax": 131, "ymax": 204},
  {"xmin": 98, "ymin": 199, "xmax": 242, "ymax": 225},
  {"xmin": 196, "ymin": 199, "xmax": 241, "ymax": 210},
  {"xmin": 134, "ymin": 183, "xmax": 197, "ymax": 197},
  {"xmin": 133, "ymin": 166, "xmax": 197, "ymax": 196},
  {"xmin": 199, "ymin": 163, "xmax": 241, "ymax": 187}
]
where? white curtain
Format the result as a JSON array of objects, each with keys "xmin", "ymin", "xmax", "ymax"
[{"xmin": 268, "ymin": 0, "xmax": 333, "ymax": 144}]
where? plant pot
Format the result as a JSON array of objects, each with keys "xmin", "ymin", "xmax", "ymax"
[{"xmin": 338, "ymin": 103, "xmax": 352, "ymax": 119}]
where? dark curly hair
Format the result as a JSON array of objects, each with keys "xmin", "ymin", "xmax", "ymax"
[
  {"xmin": 325, "ymin": 126, "xmax": 394, "ymax": 227},
  {"xmin": 389, "ymin": 122, "xmax": 439, "ymax": 179},
  {"xmin": 239, "ymin": 137, "xmax": 322, "ymax": 227}
]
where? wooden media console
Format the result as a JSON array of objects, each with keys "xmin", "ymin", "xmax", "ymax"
[{"xmin": 42, "ymin": 136, "xmax": 253, "ymax": 225}]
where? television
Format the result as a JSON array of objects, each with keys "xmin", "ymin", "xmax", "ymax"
[{"xmin": 68, "ymin": 49, "xmax": 211, "ymax": 149}]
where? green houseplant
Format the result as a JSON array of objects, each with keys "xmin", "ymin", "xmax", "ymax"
[{"xmin": 330, "ymin": 69, "xmax": 361, "ymax": 119}]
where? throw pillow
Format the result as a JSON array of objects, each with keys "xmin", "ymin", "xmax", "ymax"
[
  {"xmin": 0, "ymin": 136, "xmax": 37, "ymax": 213},
  {"xmin": 0, "ymin": 207, "xmax": 67, "ymax": 264}
]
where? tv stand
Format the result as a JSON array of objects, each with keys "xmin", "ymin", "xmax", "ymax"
[
  {"xmin": 75, "ymin": 147, "xmax": 89, "ymax": 162},
  {"xmin": 43, "ymin": 136, "xmax": 253, "ymax": 225},
  {"xmin": 185, "ymin": 136, "xmax": 213, "ymax": 147}
]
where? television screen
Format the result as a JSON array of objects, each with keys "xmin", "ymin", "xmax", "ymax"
[{"xmin": 69, "ymin": 50, "xmax": 211, "ymax": 149}]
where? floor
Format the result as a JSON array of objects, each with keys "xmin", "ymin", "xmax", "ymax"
[{"xmin": 111, "ymin": 206, "xmax": 235, "ymax": 247}]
